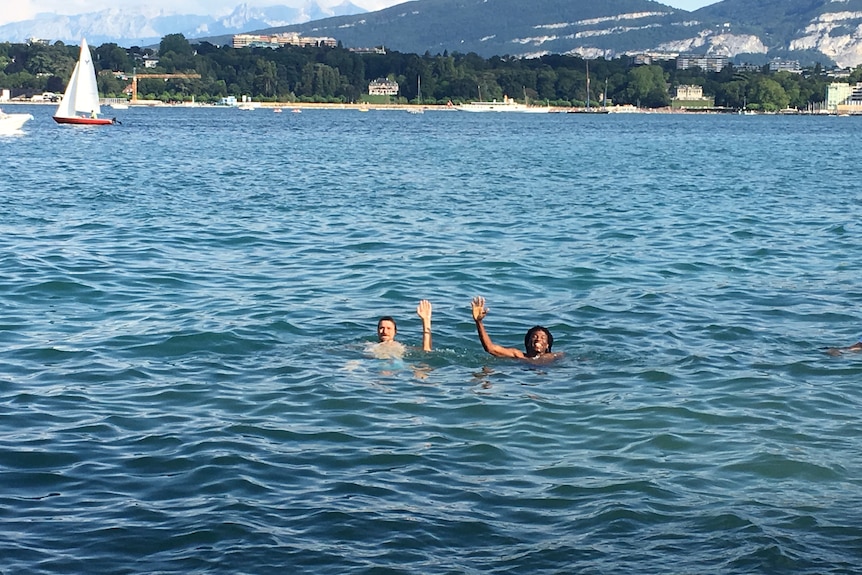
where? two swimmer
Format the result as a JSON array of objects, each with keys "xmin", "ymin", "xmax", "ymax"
[
  {"xmin": 374, "ymin": 296, "xmax": 561, "ymax": 362},
  {"xmin": 374, "ymin": 298, "xmax": 859, "ymax": 361}
]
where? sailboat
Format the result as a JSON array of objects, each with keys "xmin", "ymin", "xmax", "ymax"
[
  {"xmin": 53, "ymin": 38, "xmax": 115, "ymax": 125},
  {"xmin": 568, "ymin": 60, "xmax": 608, "ymax": 114},
  {"xmin": 407, "ymin": 75, "xmax": 424, "ymax": 113}
]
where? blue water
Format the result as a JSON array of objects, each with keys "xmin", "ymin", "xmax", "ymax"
[{"xmin": 2, "ymin": 104, "xmax": 862, "ymax": 574}]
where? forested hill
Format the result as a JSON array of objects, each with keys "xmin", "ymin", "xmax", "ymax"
[
  {"xmin": 202, "ymin": 0, "xmax": 862, "ymax": 67},
  {"xmin": 206, "ymin": 0, "xmax": 684, "ymax": 59}
]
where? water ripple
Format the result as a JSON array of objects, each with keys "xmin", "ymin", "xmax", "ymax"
[{"xmin": 1, "ymin": 109, "xmax": 861, "ymax": 574}]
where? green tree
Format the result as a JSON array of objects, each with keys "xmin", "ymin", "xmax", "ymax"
[
  {"xmin": 773, "ymin": 71, "xmax": 802, "ymax": 108},
  {"xmin": 159, "ymin": 34, "xmax": 193, "ymax": 58},
  {"xmin": 750, "ymin": 77, "xmax": 789, "ymax": 111},
  {"xmin": 714, "ymin": 79, "xmax": 748, "ymax": 108},
  {"xmin": 535, "ymin": 68, "xmax": 557, "ymax": 102},
  {"xmin": 94, "ymin": 43, "xmax": 134, "ymax": 72},
  {"xmin": 158, "ymin": 34, "xmax": 195, "ymax": 72},
  {"xmin": 553, "ymin": 68, "xmax": 581, "ymax": 103},
  {"xmin": 624, "ymin": 65, "xmax": 669, "ymax": 107},
  {"xmin": 98, "ymin": 72, "xmax": 128, "ymax": 97},
  {"xmin": 254, "ymin": 59, "xmax": 278, "ymax": 98}
]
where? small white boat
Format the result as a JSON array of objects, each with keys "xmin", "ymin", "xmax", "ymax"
[
  {"xmin": 110, "ymin": 102, "xmax": 129, "ymax": 110},
  {"xmin": 53, "ymin": 38, "xmax": 116, "ymax": 126},
  {"xmin": 0, "ymin": 108, "xmax": 34, "ymax": 133}
]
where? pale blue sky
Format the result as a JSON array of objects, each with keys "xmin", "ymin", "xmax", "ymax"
[
  {"xmin": 0, "ymin": 1, "xmax": 720, "ymax": 27},
  {"xmin": 665, "ymin": 0, "xmax": 717, "ymax": 10}
]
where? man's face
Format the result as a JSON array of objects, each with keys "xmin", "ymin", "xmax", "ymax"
[
  {"xmin": 377, "ymin": 320, "xmax": 397, "ymax": 342},
  {"xmin": 527, "ymin": 329, "xmax": 549, "ymax": 355}
]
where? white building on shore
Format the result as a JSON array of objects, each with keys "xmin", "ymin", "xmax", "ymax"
[
  {"xmin": 368, "ymin": 78, "xmax": 399, "ymax": 96},
  {"xmin": 827, "ymin": 82, "xmax": 862, "ymax": 113}
]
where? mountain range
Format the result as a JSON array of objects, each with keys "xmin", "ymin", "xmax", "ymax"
[
  {"xmin": 246, "ymin": 0, "xmax": 862, "ymax": 67},
  {"xmin": 3, "ymin": 0, "xmax": 862, "ymax": 68},
  {"xmin": 0, "ymin": 1, "xmax": 366, "ymax": 48}
]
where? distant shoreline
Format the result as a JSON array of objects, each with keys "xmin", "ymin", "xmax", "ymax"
[{"xmin": 3, "ymin": 100, "xmax": 852, "ymax": 115}]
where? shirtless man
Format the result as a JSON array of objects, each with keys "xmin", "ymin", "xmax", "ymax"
[
  {"xmin": 376, "ymin": 299, "xmax": 433, "ymax": 352},
  {"xmin": 471, "ymin": 296, "xmax": 562, "ymax": 362}
]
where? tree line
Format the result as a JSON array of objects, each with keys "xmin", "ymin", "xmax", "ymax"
[{"xmin": 2, "ymin": 34, "xmax": 861, "ymax": 111}]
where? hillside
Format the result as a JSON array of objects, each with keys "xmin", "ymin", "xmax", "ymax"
[
  {"xmin": 210, "ymin": 0, "xmax": 694, "ymax": 58},
  {"xmin": 207, "ymin": 0, "xmax": 862, "ymax": 67},
  {"xmin": 695, "ymin": 0, "xmax": 862, "ymax": 66},
  {"xmin": 4, "ymin": 0, "xmax": 862, "ymax": 67}
]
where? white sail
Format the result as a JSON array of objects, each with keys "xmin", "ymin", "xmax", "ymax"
[{"xmin": 54, "ymin": 38, "xmax": 101, "ymax": 119}]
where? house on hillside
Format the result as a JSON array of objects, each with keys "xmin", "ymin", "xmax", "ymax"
[
  {"xmin": 368, "ymin": 78, "xmax": 399, "ymax": 96},
  {"xmin": 672, "ymin": 84, "xmax": 714, "ymax": 109},
  {"xmin": 674, "ymin": 85, "xmax": 703, "ymax": 100}
]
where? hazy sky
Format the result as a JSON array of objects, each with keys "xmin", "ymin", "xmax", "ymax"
[{"xmin": 0, "ymin": 0, "xmax": 720, "ymax": 27}]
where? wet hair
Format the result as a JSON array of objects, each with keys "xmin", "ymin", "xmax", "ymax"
[
  {"xmin": 525, "ymin": 325, "xmax": 553, "ymax": 355},
  {"xmin": 377, "ymin": 316, "xmax": 397, "ymax": 332}
]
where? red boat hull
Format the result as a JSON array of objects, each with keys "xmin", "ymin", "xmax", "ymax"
[{"xmin": 53, "ymin": 116, "xmax": 115, "ymax": 125}]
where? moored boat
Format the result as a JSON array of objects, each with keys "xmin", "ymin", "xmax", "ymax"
[
  {"xmin": 0, "ymin": 108, "xmax": 34, "ymax": 133},
  {"xmin": 456, "ymin": 95, "xmax": 549, "ymax": 113}
]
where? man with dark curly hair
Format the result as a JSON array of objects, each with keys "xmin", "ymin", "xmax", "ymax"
[{"xmin": 470, "ymin": 296, "xmax": 563, "ymax": 362}]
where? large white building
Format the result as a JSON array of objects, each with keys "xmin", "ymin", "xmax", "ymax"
[
  {"xmin": 827, "ymin": 82, "xmax": 862, "ymax": 113},
  {"xmin": 768, "ymin": 58, "xmax": 801, "ymax": 73},
  {"xmin": 232, "ymin": 33, "xmax": 337, "ymax": 49},
  {"xmin": 368, "ymin": 78, "xmax": 399, "ymax": 96},
  {"xmin": 676, "ymin": 54, "xmax": 729, "ymax": 73},
  {"xmin": 674, "ymin": 85, "xmax": 703, "ymax": 100}
]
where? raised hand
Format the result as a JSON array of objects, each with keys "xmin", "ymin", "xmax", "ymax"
[
  {"xmin": 471, "ymin": 296, "xmax": 488, "ymax": 322},
  {"xmin": 416, "ymin": 299, "xmax": 432, "ymax": 322},
  {"xmin": 417, "ymin": 299, "xmax": 432, "ymax": 352}
]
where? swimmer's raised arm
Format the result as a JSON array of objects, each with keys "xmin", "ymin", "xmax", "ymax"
[
  {"xmin": 471, "ymin": 296, "xmax": 526, "ymax": 359},
  {"xmin": 417, "ymin": 299, "xmax": 432, "ymax": 351}
]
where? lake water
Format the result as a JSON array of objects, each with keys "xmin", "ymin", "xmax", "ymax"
[{"xmin": 2, "ymin": 104, "xmax": 861, "ymax": 574}]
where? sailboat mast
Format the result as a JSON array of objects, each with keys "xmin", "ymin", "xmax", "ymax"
[{"xmin": 586, "ymin": 60, "xmax": 591, "ymax": 110}]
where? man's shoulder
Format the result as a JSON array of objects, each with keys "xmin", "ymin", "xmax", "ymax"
[{"xmin": 523, "ymin": 352, "xmax": 564, "ymax": 364}]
